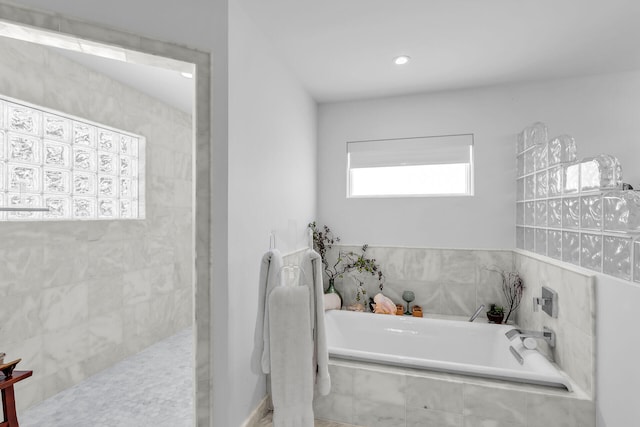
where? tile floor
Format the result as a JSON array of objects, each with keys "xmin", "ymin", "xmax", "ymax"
[
  {"xmin": 20, "ymin": 328, "xmax": 194, "ymax": 427},
  {"xmin": 256, "ymin": 412, "xmax": 360, "ymax": 427},
  {"xmin": 18, "ymin": 328, "xmax": 360, "ymax": 427}
]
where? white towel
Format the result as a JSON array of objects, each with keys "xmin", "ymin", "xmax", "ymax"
[
  {"xmin": 303, "ymin": 249, "xmax": 331, "ymax": 396},
  {"xmin": 269, "ymin": 285, "xmax": 314, "ymax": 427},
  {"xmin": 251, "ymin": 249, "xmax": 283, "ymax": 374}
]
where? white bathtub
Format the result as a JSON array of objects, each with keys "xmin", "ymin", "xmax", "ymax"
[{"xmin": 325, "ymin": 310, "xmax": 572, "ymax": 390}]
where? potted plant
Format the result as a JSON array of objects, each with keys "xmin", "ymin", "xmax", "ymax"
[
  {"xmin": 342, "ymin": 244, "xmax": 384, "ymax": 292},
  {"xmin": 308, "ymin": 222, "xmax": 348, "ymax": 302},
  {"xmin": 308, "ymin": 222, "xmax": 385, "ymax": 308},
  {"xmin": 486, "ymin": 304, "xmax": 505, "ymax": 324},
  {"xmin": 487, "ymin": 267, "xmax": 525, "ymax": 323}
]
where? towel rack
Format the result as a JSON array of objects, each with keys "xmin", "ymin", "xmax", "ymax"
[
  {"xmin": 277, "ymin": 264, "xmax": 309, "ymax": 287},
  {"xmin": 0, "ymin": 184, "xmax": 50, "ymax": 212},
  {"xmin": 307, "ymin": 228, "xmax": 314, "ymax": 249},
  {"xmin": 0, "ymin": 207, "xmax": 50, "ymax": 212}
]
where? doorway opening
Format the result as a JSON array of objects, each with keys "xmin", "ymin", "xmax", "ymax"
[{"xmin": 0, "ymin": 11, "xmax": 211, "ymax": 426}]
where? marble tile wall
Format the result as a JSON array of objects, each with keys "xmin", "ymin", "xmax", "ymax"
[
  {"xmin": 330, "ymin": 246, "xmax": 514, "ymax": 319},
  {"xmin": 0, "ymin": 36, "xmax": 193, "ymax": 411},
  {"xmin": 328, "ymin": 245, "xmax": 595, "ymax": 398},
  {"xmin": 514, "ymin": 251, "xmax": 596, "ymax": 397},
  {"xmin": 314, "ymin": 360, "xmax": 594, "ymax": 427}
]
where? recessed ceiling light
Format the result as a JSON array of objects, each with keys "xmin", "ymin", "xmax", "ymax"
[
  {"xmin": 393, "ymin": 55, "xmax": 411, "ymax": 65},
  {"xmin": 181, "ymin": 72, "xmax": 194, "ymax": 79}
]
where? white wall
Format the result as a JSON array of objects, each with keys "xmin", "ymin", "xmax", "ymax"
[
  {"xmin": 595, "ymin": 274, "xmax": 640, "ymax": 427},
  {"xmin": 318, "ymin": 70, "xmax": 640, "ymax": 427},
  {"xmin": 318, "ymin": 70, "xmax": 640, "ymax": 249},
  {"xmin": 228, "ymin": 3, "xmax": 317, "ymax": 426}
]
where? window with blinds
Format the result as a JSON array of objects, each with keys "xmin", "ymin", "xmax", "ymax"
[{"xmin": 347, "ymin": 134, "xmax": 474, "ymax": 198}]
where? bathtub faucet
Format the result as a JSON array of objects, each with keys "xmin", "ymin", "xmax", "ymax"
[
  {"xmin": 468, "ymin": 304, "xmax": 485, "ymax": 322},
  {"xmin": 505, "ymin": 327, "xmax": 556, "ymax": 348}
]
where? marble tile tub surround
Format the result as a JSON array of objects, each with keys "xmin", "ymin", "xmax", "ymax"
[
  {"xmin": 0, "ymin": 36, "xmax": 193, "ymax": 411},
  {"xmin": 329, "ymin": 245, "xmax": 514, "ymax": 319},
  {"xmin": 313, "ymin": 360, "xmax": 594, "ymax": 427},
  {"xmin": 514, "ymin": 250, "xmax": 596, "ymax": 398},
  {"xmin": 328, "ymin": 245, "xmax": 596, "ymax": 398}
]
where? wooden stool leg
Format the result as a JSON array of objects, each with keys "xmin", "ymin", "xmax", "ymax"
[{"xmin": 1, "ymin": 386, "xmax": 19, "ymax": 427}]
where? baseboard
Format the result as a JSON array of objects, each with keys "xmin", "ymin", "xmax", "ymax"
[{"xmin": 240, "ymin": 395, "xmax": 270, "ymax": 427}]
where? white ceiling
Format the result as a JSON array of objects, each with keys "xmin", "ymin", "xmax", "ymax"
[{"xmin": 238, "ymin": 0, "xmax": 640, "ymax": 103}]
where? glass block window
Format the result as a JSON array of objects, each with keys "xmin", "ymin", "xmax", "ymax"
[
  {"xmin": 516, "ymin": 122, "xmax": 639, "ymax": 282},
  {"xmin": 0, "ymin": 95, "xmax": 145, "ymax": 221}
]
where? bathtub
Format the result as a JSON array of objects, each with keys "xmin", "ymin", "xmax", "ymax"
[{"xmin": 324, "ymin": 310, "xmax": 572, "ymax": 390}]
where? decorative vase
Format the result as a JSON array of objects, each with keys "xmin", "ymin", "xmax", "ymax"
[
  {"xmin": 402, "ymin": 291, "xmax": 415, "ymax": 315},
  {"xmin": 325, "ymin": 278, "xmax": 342, "ymax": 307}
]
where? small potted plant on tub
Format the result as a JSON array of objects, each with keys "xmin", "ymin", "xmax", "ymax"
[{"xmin": 486, "ymin": 304, "xmax": 505, "ymax": 324}]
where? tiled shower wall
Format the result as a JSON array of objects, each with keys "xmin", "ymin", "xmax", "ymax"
[
  {"xmin": 0, "ymin": 37, "xmax": 193, "ymax": 411},
  {"xmin": 514, "ymin": 251, "xmax": 595, "ymax": 397}
]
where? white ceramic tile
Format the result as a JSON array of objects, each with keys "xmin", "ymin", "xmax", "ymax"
[
  {"xmin": 122, "ymin": 269, "xmax": 152, "ymax": 305},
  {"xmin": 407, "ymin": 407, "xmax": 463, "ymax": 427},
  {"xmin": 15, "ymin": 380, "xmax": 45, "ymax": 414},
  {"xmin": 561, "ymin": 323, "xmax": 594, "ymax": 396},
  {"xmin": 313, "ymin": 393, "xmax": 354, "ymax": 425},
  {"xmin": 441, "ymin": 282, "xmax": 476, "ymax": 316},
  {"xmin": 38, "ymin": 283, "xmax": 88, "ymax": 332},
  {"xmin": 573, "ymin": 398, "xmax": 596, "ymax": 427},
  {"xmin": 353, "ymin": 369, "xmax": 405, "ymax": 406},
  {"xmin": 42, "ymin": 324, "xmax": 90, "ymax": 375},
  {"xmin": 462, "ymin": 384, "xmax": 527, "ymax": 424},
  {"xmin": 463, "ymin": 415, "xmax": 524, "ymax": 427},
  {"xmin": 406, "ymin": 375, "xmax": 463, "ymax": 413},
  {"xmin": 0, "ymin": 292, "xmax": 42, "ymax": 344},
  {"xmin": 88, "ymin": 312, "xmax": 124, "ymax": 357},
  {"xmin": 353, "ymin": 399, "xmax": 404, "ymax": 427},
  {"xmin": 441, "ymin": 250, "xmax": 476, "ymax": 284},
  {"xmin": 327, "ymin": 363, "xmax": 354, "ymax": 396},
  {"xmin": 403, "ymin": 248, "xmax": 442, "ymax": 281},
  {"xmin": 526, "ymin": 394, "xmax": 573, "ymax": 427},
  {"xmin": 86, "ymin": 275, "xmax": 124, "ymax": 317},
  {"xmin": 556, "ymin": 269, "xmax": 594, "ymax": 336}
]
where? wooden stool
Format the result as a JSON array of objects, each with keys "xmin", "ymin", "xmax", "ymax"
[{"xmin": 0, "ymin": 371, "xmax": 32, "ymax": 427}]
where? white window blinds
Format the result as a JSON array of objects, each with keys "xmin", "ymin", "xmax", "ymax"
[{"xmin": 347, "ymin": 134, "xmax": 474, "ymax": 197}]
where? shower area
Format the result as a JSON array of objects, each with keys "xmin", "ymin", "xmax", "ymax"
[{"xmin": 0, "ymin": 20, "xmax": 196, "ymax": 426}]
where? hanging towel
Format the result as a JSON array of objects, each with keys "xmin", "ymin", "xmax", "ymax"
[
  {"xmin": 302, "ymin": 248, "xmax": 331, "ymax": 396},
  {"xmin": 269, "ymin": 285, "xmax": 315, "ymax": 427},
  {"xmin": 251, "ymin": 249, "xmax": 283, "ymax": 374}
]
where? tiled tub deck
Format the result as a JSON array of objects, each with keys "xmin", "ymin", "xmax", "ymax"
[{"xmin": 313, "ymin": 359, "xmax": 594, "ymax": 427}]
